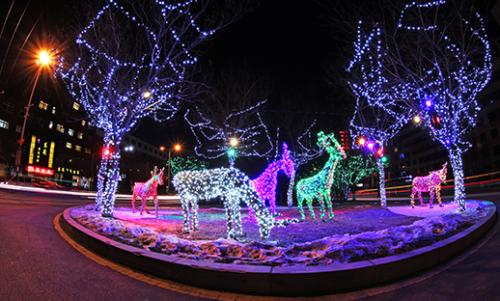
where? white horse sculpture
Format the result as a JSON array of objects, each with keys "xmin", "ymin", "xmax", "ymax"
[
  {"xmin": 173, "ymin": 167, "xmax": 274, "ymax": 239},
  {"xmin": 411, "ymin": 162, "xmax": 448, "ymax": 208}
]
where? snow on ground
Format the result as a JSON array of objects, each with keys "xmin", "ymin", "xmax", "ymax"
[
  {"xmin": 388, "ymin": 201, "xmax": 479, "ymax": 218},
  {"xmin": 71, "ymin": 201, "xmax": 494, "ymax": 266}
]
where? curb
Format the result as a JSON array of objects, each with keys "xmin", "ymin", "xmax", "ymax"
[{"xmin": 58, "ymin": 202, "xmax": 497, "ymax": 296}]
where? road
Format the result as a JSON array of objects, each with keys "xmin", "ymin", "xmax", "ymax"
[
  {"xmin": 0, "ymin": 189, "xmax": 201, "ymax": 301},
  {"xmin": 0, "ymin": 189, "xmax": 498, "ymax": 301}
]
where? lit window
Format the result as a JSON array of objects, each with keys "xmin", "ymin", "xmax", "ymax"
[
  {"xmin": 51, "ymin": 107, "xmax": 56, "ymax": 114},
  {"xmin": 48, "ymin": 121, "xmax": 54, "ymax": 129},
  {"xmin": 56, "ymin": 124, "xmax": 64, "ymax": 133},
  {"xmin": 75, "ymin": 145, "xmax": 82, "ymax": 152},
  {"xmin": 68, "ymin": 128, "xmax": 75, "ymax": 136},
  {"xmin": 15, "ymin": 125, "xmax": 21, "ymax": 133},
  {"xmin": 65, "ymin": 142, "xmax": 72, "ymax": 149},
  {"xmin": 77, "ymin": 132, "xmax": 83, "ymax": 139},
  {"xmin": 84, "ymin": 148, "xmax": 91, "ymax": 154},
  {"xmin": 72, "ymin": 102, "xmax": 80, "ymax": 111},
  {"xmin": 81, "ymin": 120, "xmax": 86, "ymax": 126},
  {"xmin": 0, "ymin": 119, "xmax": 9, "ymax": 129},
  {"xmin": 38, "ymin": 101, "xmax": 49, "ymax": 111}
]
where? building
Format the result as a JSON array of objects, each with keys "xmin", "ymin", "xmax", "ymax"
[{"xmin": 0, "ymin": 84, "xmax": 170, "ymax": 192}]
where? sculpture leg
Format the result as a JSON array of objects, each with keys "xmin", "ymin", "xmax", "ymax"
[
  {"xmin": 131, "ymin": 192, "xmax": 136, "ymax": 213},
  {"xmin": 231, "ymin": 205, "xmax": 243, "ymax": 238},
  {"xmin": 317, "ymin": 194, "xmax": 326, "ymax": 221},
  {"xmin": 181, "ymin": 200, "xmax": 190, "ymax": 234},
  {"xmin": 139, "ymin": 196, "xmax": 145, "ymax": 215},
  {"xmin": 325, "ymin": 194, "xmax": 334, "ymax": 220},
  {"xmin": 410, "ymin": 188, "xmax": 416, "ymax": 208},
  {"xmin": 429, "ymin": 189, "xmax": 435, "ymax": 208},
  {"xmin": 418, "ymin": 191, "xmax": 424, "ymax": 207},
  {"xmin": 270, "ymin": 194, "xmax": 277, "ymax": 216},
  {"xmin": 191, "ymin": 199, "xmax": 199, "ymax": 231},
  {"xmin": 248, "ymin": 206, "xmax": 255, "ymax": 221},
  {"xmin": 307, "ymin": 198, "xmax": 316, "ymax": 220},
  {"xmin": 225, "ymin": 205, "xmax": 233, "ymax": 238},
  {"xmin": 154, "ymin": 196, "xmax": 159, "ymax": 218},
  {"xmin": 437, "ymin": 187, "xmax": 443, "ymax": 207},
  {"xmin": 298, "ymin": 196, "xmax": 306, "ymax": 221}
]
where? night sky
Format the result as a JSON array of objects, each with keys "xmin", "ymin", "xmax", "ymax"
[{"xmin": 1, "ymin": 0, "xmax": 498, "ymax": 154}]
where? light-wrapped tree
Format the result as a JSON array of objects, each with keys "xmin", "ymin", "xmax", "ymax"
[{"xmin": 57, "ymin": 0, "xmax": 228, "ymax": 216}]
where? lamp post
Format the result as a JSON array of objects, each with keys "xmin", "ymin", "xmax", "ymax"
[
  {"xmin": 161, "ymin": 143, "xmax": 182, "ymax": 193},
  {"xmin": 15, "ymin": 48, "xmax": 55, "ymax": 175}
]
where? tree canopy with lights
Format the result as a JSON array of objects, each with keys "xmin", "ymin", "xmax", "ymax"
[{"xmin": 58, "ymin": 0, "xmax": 227, "ymax": 217}]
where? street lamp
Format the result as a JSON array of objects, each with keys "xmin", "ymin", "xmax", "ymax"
[
  {"xmin": 15, "ymin": 48, "xmax": 56, "ymax": 175},
  {"xmin": 165, "ymin": 143, "xmax": 183, "ymax": 193}
]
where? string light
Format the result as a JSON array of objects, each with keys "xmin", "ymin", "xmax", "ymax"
[
  {"xmin": 394, "ymin": 0, "xmax": 492, "ymax": 211},
  {"xmin": 57, "ymin": 0, "xmax": 219, "ymax": 216},
  {"xmin": 184, "ymin": 100, "xmax": 273, "ymax": 166},
  {"xmin": 250, "ymin": 143, "xmax": 295, "ymax": 217},
  {"xmin": 347, "ymin": 20, "xmax": 411, "ymax": 208},
  {"xmin": 173, "ymin": 167, "xmax": 275, "ymax": 239},
  {"xmin": 295, "ymin": 132, "xmax": 346, "ymax": 221},
  {"xmin": 411, "ymin": 163, "xmax": 447, "ymax": 208}
]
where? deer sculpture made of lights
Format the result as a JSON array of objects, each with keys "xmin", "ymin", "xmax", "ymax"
[
  {"xmin": 131, "ymin": 166, "xmax": 165, "ymax": 217},
  {"xmin": 411, "ymin": 162, "xmax": 448, "ymax": 208},
  {"xmin": 295, "ymin": 131, "xmax": 346, "ymax": 221}
]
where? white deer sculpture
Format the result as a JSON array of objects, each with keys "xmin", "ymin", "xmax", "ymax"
[{"xmin": 173, "ymin": 167, "xmax": 275, "ymax": 239}]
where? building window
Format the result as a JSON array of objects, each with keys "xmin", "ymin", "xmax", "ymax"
[
  {"xmin": 0, "ymin": 118, "xmax": 9, "ymax": 129},
  {"xmin": 48, "ymin": 121, "xmax": 54, "ymax": 129},
  {"xmin": 51, "ymin": 106, "xmax": 56, "ymax": 114},
  {"xmin": 77, "ymin": 132, "xmax": 83, "ymax": 139},
  {"xmin": 68, "ymin": 128, "xmax": 75, "ymax": 137},
  {"xmin": 84, "ymin": 148, "xmax": 91, "ymax": 154},
  {"xmin": 56, "ymin": 124, "xmax": 64, "ymax": 133},
  {"xmin": 81, "ymin": 120, "xmax": 86, "ymax": 126},
  {"xmin": 75, "ymin": 145, "xmax": 82, "ymax": 152},
  {"xmin": 72, "ymin": 102, "xmax": 80, "ymax": 111},
  {"xmin": 38, "ymin": 101, "xmax": 49, "ymax": 111},
  {"xmin": 65, "ymin": 142, "xmax": 72, "ymax": 149}
]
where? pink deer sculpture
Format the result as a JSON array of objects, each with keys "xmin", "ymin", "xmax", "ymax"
[
  {"xmin": 410, "ymin": 162, "xmax": 448, "ymax": 208},
  {"xmin": 131, "ymin": 166, "xmax": 165, "ymax": 217}
]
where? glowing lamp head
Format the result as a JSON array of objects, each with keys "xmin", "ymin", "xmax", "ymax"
[
  {"xmin": 159, "ymin": 146, "xmax": 166, "ymax": 152},
  {"xmin": 36, "ymin": 49, "xmax": 53, "ymax": 67},
  {"xmin": 229, "ymin": 137, "xmax": 239, "ymax": 147},
  {"xmin": 413, "ymin": 115, "xmax": 421, "ymax": 124},
  {"xmin": 173, "ymin": 143, "xmax": 182, "ymax": 152},
  {"xmin": 367, "ymin": 142, "xmax": 375, "ymax": 150},
  {"xmin": 142, "ymin": 90, "xmax": 152, "ymax": 99},
  {"xmin": 380, "ymin": 155, "xmax": 388, "ymax": 163},
  {"xmin": 376, "ymin": 148, "xmax": 384, "ymax": 157},
  {"xmin": 357, "ymin": 136, "xmax": 366, "ymax": 146},
  {"xmin": 425, "ymin": 99, "xmax": 433, "ymax": 107}
]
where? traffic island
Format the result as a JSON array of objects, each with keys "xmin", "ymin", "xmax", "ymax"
[{"xmin": 57, "ymin": 200, "xmax": 496, "ymax": 296}]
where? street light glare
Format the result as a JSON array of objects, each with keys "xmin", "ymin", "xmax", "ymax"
[
  {"xmin": 37, "ymin": 49, "xmax": 53, "ymax": 67},
  {"xmin": 173, "ymin": 143, "xmax": 182, "ymax": 152},
  {"xmin": 142, "ymin": 90, "xmax": 152, "ymax": 99},
  {"xmin": 229, "ymin": 137, "xmax": 239, "ymax": 147}
]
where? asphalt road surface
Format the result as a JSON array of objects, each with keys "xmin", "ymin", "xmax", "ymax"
[{"xmin": 0, "ymin": 189, "xmax": 498, "ymax": 301}]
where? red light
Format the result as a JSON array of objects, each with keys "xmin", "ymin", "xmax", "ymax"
[{"xmin": 102, "ymin": 147, "xmax": 112, "ymax": 159}]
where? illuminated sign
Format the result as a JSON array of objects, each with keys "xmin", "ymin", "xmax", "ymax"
[{"xmin": 26, "ymin": 165, "xmax": 54, "ymax": 176}]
